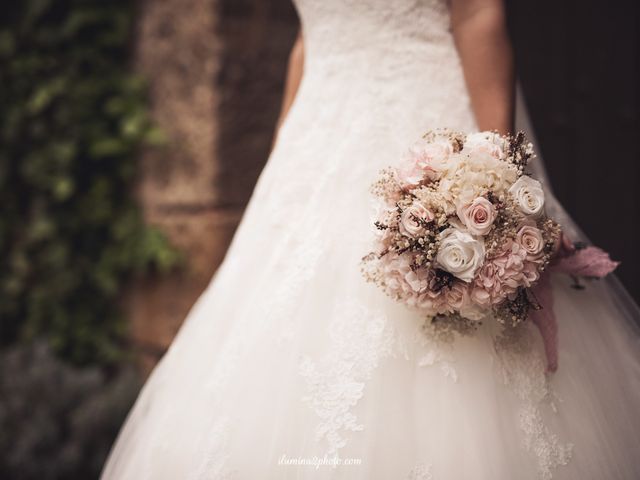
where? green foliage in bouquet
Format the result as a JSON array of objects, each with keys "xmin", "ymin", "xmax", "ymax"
[{"xmin": 0, "ymin": 0, "xmax": 181, "ymax": 364}]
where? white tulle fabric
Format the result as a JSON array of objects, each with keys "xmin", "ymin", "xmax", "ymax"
[{"xmin": 101, "ymin": 0, "xmax": 640, "ymax": 478}]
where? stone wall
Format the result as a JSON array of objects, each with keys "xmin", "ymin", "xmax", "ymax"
[{"xmin": 130, "ymin": 0, "xmax": 297, "ymax": 371}]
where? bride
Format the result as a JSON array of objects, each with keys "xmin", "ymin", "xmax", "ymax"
[{"xmin": 102, "ymin": 0, "xmax": 640, "ymax": 478}]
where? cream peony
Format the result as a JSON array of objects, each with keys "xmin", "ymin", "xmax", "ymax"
[
  {"xmin": 437, "ymin": 151, "xmax": 518, "ymax": 213},
  {"xmin": 457, "ymin": 197, "xmax": 496, "ymax": 236},
  {"xmin": 436, "ymin": 228, "xmax": 486, "ymax": 282},
  {"xmin": 509, "ymin": 176, "xmax": 545, "ymax": 217}
]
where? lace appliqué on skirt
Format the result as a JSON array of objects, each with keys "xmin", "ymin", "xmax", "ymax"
[
  {"xmin": 407, "ymin": 462, "xmax": 434, "ymax": 480},
  {"xmin": 193, "ymin": 418, "xmax": 235, "ymax": 480},
  {"xmin": 299, "ymin": 299, "xmax": 395, "ymax": 455},
  {"xmin": 415, "ymin": 316, "xmax": 482, "ymax": 382},
  {"xmin": 495, "ymin": 324, "xmax": 573, "ymax": 480}
]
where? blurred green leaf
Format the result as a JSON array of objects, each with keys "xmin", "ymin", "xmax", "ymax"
[
  {"xmin": 61, "ymin": 9, "xmax": 101, "ymax": 38},
  {"xmin": 52, "ymin": 177, "xmax": 74, "ymax": 200},
  {"xmin": 27, "ymin": 76, "xmax": 67, "ymax": 115},
  {"xmin": 0, "ymin": 30, "xmax": 15, "ymax": 57},
  {"xmin": 27, "ymin": 215, "xmax": 56, "ymax": 242},
  {"xmin": 89, "ymin": 138, "xmax": 128, "ymax": 158},
  {"xmin": 22, "ymin": 0, "xmax": 53, "ymax": 28},
  {"xmin": 144, "ymin": 126, "xmax": 168, "ymax": 146},
  {"xmin": 0, "ymin": 0, "xmax": 181, "ymax": 366}
]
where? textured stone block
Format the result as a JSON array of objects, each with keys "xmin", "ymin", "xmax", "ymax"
[
  {"xmin": 129, "ymin": 0, "xmax": 298, "ymax": 371},
  {"xmin": 127, "ymin": 208, "xmax": 242, "ymax": 372}
]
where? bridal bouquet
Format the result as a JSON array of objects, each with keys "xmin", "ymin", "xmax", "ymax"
[{"xmin": 362, "ymin": 129, "xmax": 616, "ymax": 335}]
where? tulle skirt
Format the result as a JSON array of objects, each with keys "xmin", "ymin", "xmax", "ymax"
[{"xmin": 101, "ymin": 63, "xmax": 640, "ymax": 479}]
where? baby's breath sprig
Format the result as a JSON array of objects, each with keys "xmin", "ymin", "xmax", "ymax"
[
  {"xmin": 425, "ymin": 313, "xmax": 481, "ymax": 343},
  {"xmin": 485, "ymin": 193, "xmax": 525, "ymax": 258},
  {"xmin": 451, "ymin": 133, "xmax": 464, "ymax": 153},
  {"xmin": 374, "ymin": 221, "xmax": 388, "ymax": 230},
  {"xmin": 506, "ymin": 131, "xmax": 535, "ymax": 174},
  {"xmin": 494, "ymin": 287, "xmax": 531, "ymax": 328},
  {"xmin": 430, "ymin": 269, "xmax": 454, "ymax": 292},
  {"xmin": 371, "ymin": 167, "xmax": 403, "ymax": 202},
  {"xmin": 537, "ymin": 217, "xmax": 562, "ymax": 272}
]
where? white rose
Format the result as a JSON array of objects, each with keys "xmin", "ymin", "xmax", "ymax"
[
  {"xmin": 436, "ymin": 228, "xmax": 486, "ymax": 283},
  {"xmin": 457, "ymin": 197, "xmax": 496, "ymax": 236},
  {"xmin": 399, "ymin": 202, "xmax": 435, "ymax": 238},
  {"xmin": 509, "ymin": 176, "xmax": 545, "ymax": 217}
]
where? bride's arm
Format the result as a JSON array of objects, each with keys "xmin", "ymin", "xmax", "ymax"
[
  {"xmin": 272, "ymin": 31, "xmax": 304, "ymax": 147},
  {"xmin": 450, "ymin": 0, "xmax": 514, "ymax": 134}
]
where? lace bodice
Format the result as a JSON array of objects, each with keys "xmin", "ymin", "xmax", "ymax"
[
  {"xmin": 295, "ymin": 0, "xmax": 451, "ymax": 59},
  {"xmin": 293, "ymin": 0, "xmax": 456, "ymax": 81},
  {"xmin": 280, "ymin": 0, "xmax": 475, "ymax": 176}
]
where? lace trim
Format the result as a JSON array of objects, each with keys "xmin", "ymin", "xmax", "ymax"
[
  {"xmin": 407, "ymin": 462, "xmax": 434, "ymax": 480},
  {"xmin": 416, "ymin": 345, "xmax": 458, "ymax": 383},
  {"xmin": 494, "ymin": 324, "xmax": 573, "ymax": 480},
  {"xmin": 193, "ymin": 418, "xmax": 234, "ymax": 480},
  {"xmin": 414, "ymin": 316, "xmax": 482, "ymax": 382},
  {"xmin": 204, "ymin": 234, "xmax": 324, "ymax": 394},
  {"xmin": 299, "ymin": 299, "xmax": 395, "ymax": 455}
]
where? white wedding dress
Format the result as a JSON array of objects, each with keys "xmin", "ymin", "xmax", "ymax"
[{"xmin": 101, "ymin": 1, "xmax": 640, "ymax": 479}]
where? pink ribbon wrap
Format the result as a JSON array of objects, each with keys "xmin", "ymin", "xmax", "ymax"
[{"xmin": 530, "ymin": 245, "xmax": 619, "ymax": 373}]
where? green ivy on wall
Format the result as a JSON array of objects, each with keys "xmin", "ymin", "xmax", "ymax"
[{"xmin": 0, "ymin": 0, "xmax": 180, "ymax": 365}]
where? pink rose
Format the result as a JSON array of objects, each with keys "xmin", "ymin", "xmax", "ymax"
[
  {"xmin": 516, "ymin": 225, "xmax": 545, "ymax": 262},
  {"xmin": 457, "ymin": 197, "xmax": 496, "ymax": 236},
  {"xmin": 399, "ymin": 202, "xmax": 435, "ymax": 238}
]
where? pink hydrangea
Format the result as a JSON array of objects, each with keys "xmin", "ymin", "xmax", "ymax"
[
  {"xmin": 471, "ymin": 240, "xmax": 540, "ymax": 306},
  {"xmin": 380, "ymin": 255, "xmax": 424, "ymax": 307},
  {"xmin": 396, "ymin": 137, "xmax": 453, "ymax": 187}
]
